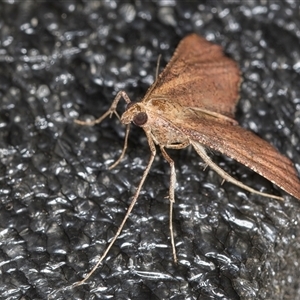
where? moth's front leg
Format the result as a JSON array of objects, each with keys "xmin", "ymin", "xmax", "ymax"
[
  {"xmin": 75, "ymin": 90, "xmax": 131, "ymax": 126},
  {"xmin": 75, "ymin": 91, "xmax": 132, "ymax": 169}
]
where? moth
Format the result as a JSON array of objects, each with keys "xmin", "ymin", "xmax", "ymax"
[{"xmin": 74, "ymin": 34, "xmax": 300, "ymax": 285}]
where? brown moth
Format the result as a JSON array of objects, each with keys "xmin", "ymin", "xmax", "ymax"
[{"xmin": 74, "ymin": 34, "xmax": 300, "ymax": 286}]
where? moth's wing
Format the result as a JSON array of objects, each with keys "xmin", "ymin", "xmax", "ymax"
[
  {"xmin": 144, "ymin": 34, "xmax": 241, "ymax": 119},
  {"xmin": 176, "ymin": 110, "xmax": 300, "ymax": 200}
]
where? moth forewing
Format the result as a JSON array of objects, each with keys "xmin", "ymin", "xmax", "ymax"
[{"xmin": 148, "ymin": 34, "xmax": 241, "ymax": 119}]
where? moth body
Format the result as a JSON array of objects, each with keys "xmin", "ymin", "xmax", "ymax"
[{"xmin": 71, "ymin": 33, "xmax": 300, "ymax": 289}]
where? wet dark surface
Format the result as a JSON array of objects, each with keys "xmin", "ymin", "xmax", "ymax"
[{"xmin": 0, "ymin": 2, "xmax": 300, "ymax": 300}]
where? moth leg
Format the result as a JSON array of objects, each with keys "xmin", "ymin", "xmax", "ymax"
[
  {"xmin": 72, "ymin": 130, "xmax": 157, "ymax": 287},
  {"xmin": 159, "ymin": 140, "xmax": 190, "ymax": 263},
  {"xmin": 159, "ymin": 147, "xmax": 177, "ymax": 263},
  {"xmin": 108, "ymin": 123, "xmax": 130, "ymax": 170},
  {"xmin": 75, "ymin": 91, "xmax": 132, "ymax": 169},
  {"xmin": 75, "ymin": 91, "xmax": 131, "ymax": 125},
  {"xmin": 191, "ymin": 141, "xmax": 284, "ymax": 201}
]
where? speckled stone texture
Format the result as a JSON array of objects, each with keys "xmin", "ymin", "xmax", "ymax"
[{"xmin": 0, "ymin": 1, "xmax": 300, "ymax": 300}]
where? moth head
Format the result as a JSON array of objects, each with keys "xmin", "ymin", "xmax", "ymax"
[{"xmin": 121, "ymin": 102, "xmax": 148, "ymax": 127}]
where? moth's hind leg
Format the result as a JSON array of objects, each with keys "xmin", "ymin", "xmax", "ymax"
[
  {"xmin": 191, "ymin": 141, "xmax": 284, "ymax": 201},
  {"xmin": 68, "ymin": 131, "xmax": 157, "ymax": 289}
]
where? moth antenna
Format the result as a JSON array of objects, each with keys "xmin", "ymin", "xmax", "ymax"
[
  {"xmin": 155, "ymin": 54, "xmax": 162, "ymax": 80},
  {"xmin": 203, "ymin": 163, "xmax": 208, "ymax": 171},
  {"xmin": 191, "ymin": 141, "xmax": 284, "ymax": 201}
]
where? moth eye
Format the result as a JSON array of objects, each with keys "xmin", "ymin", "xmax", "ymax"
[
  {"xmin": 133, "ymin": 112, "xmax": 148, "ymax": 126},
  {"xmin": 126, "ymin": 102, "xmax": 136, "ymax": 110}
]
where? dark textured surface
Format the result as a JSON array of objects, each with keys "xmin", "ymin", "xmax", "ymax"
[{"xmin": 1, "ymin": 1, "xmax": 300, "ymax": 300}]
